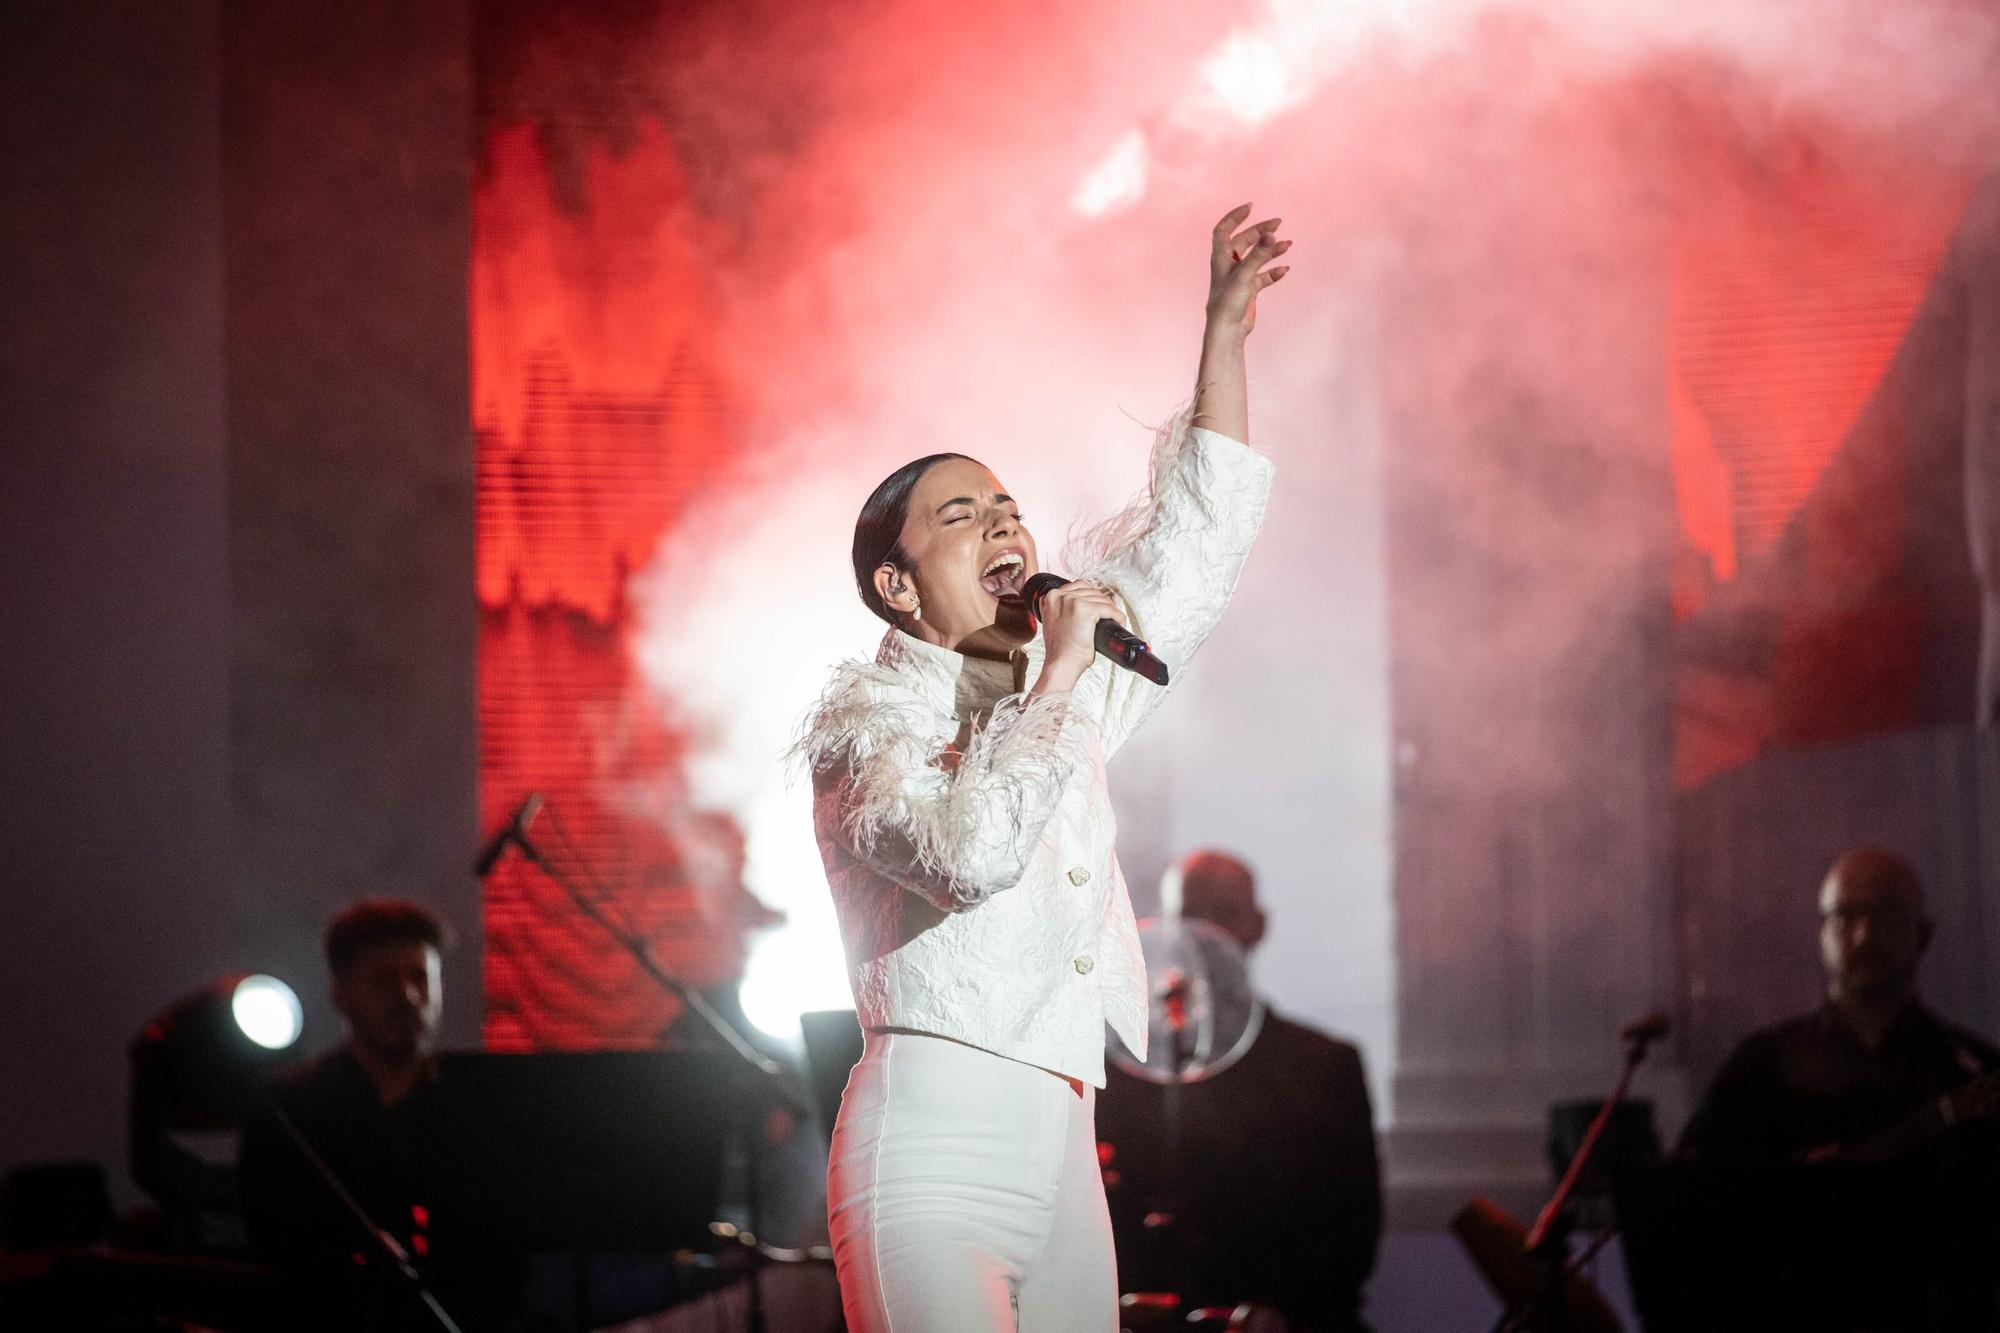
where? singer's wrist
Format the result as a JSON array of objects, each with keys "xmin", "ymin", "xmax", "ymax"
[
  {"xmin": 1193, "ymin": 325, "xmax": 1250, "ymax": 445},
  {"xmin": 1199, "ymin": 316, "xmax": 1249, "ymax": 351},
  {"xmin": 1031, "ymin": 659, "xmax": 1085, "ymax": 696}
]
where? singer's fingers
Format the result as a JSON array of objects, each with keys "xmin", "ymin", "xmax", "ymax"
[
  {"xmin": 1213, "ymin": 203, "xmax": 1254, "ymax": 235},
  {"xmin": 1227, "ymin": 236, "xmax": 1289, "ymax": 290},
  {"xmin": 1211, "ymin": 205, "xmax": 1255, "ymax": 277},
  {"xmin": 1077, "ymin": 582, "xmax": 1125, "ymax": 616},
  {"xmin": 1058, "ymin": 586, "xmax": 1114, "ymax": 605},
  {"xmin": 1047, "ymin": 584, "xmax": 1126, "ymax": 627},
  {"xmin": 1044, "ymin": 581, "xmax": 1115, "ymax": 607},
  {"xmin": 1227, "ymin": 217, "xmax": 1282, "ymax": 258},
  {"xmin": 1211, "ymin": 204, "xmax": 1253, "ymax": 251}
]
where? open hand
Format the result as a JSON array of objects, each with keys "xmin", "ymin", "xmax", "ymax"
[{"xmin": 1206, "ymin": 204, "xmax": 1291, "ymax": 338}]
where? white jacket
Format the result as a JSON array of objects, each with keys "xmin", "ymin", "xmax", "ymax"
[{"xmin": 800, "ymin": 422, "xmax": 1274, "ymax": 1086}]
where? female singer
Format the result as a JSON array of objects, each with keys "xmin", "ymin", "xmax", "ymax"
[{"xmin": 799, "ymin": 204, "xmax": 1289, "ymax": 1330}]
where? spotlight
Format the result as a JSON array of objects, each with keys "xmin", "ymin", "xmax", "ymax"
[
  {"xmin": 132, "ymin": 974, "xmax": 303, "ymax": 1121},
  {"xmin": 129, "ymin": 973, "xmax": 303, "ymax": 1249},
  {"xmin": 229, "ymin": 975, "xmax": 304, "ymax": 1052}
]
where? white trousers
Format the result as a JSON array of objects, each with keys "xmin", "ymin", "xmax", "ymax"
[{"xmin": 827, "ymin": 1029, "xmax": 1119, "ymax": 1332}]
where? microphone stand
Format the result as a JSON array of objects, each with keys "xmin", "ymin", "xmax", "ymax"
[
  {"xmin": 507, "ymin": 812, "xmax": 801, "ymax": 1333},
  {"xmin": 1496, "ymin": 1019, "xmax": 1664, "ymax": 1333},
  {"xmin": 1160, "ymin": 968, "xmax": 1192, "ymax": 1306},
  {"xmin": 268, "ymin": 1103, "xmax": 463, "ymax": 1333}
]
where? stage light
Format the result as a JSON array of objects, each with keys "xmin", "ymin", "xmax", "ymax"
[
  {"xmin": 728, "ymin": 808, "xmax": 864, "ymax": 1042},
  {"xmin": 229, "ymin": 974, "xmax": 303, "ymax": 1051},
  {"xmin": 131, "ymin": 973, "xmax": 304, "ymax": 1121},
  {"xmin": 739, "ymin": 927, "xmax": 851, "ymax": 1042},
  {"xmin": 129, "ymin": 973, "xmax": 304, "ymax": 1246}
]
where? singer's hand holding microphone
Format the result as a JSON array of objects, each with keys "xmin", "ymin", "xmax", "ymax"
[{"xmin": 1024, "ymin": 573, "xmax": 1170, "ymax": 692}]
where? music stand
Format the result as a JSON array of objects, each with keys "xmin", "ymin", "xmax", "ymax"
[
  {"xmin": 799, "ymin": 1011, "xmax": 864, "ymax": 1141},
  {"xmin": 433, "ymin": 1050, "xmax": 742, "ymax": 1328}
]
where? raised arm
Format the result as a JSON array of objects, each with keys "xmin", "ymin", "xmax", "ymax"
[
  {"xmin": 1061, "ymin": 205, "xmax": 1289, "ymax": 755},
  {"xmin": 1191, "ymin": 202, "xmax": 1290, "ymax": 444}
]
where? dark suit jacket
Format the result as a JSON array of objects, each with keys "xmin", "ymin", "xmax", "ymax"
[{"xmin": 1096, "ymin": 1010, "xmax": 1382, "ymax": 1333}]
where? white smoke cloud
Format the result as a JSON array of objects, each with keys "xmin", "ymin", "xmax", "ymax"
[{"xmin": 631, "ymin": 0, "xmax": 1998, "ymax": 1084}]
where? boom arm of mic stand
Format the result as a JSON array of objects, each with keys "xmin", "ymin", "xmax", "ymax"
[
  {"xmin": 1498, "ymin": 1030, "xmax": 1659, "ymax": 1333},
  {"xmin": 517, "ymin": 839, "xmax": 806, "ymax": 1118},
  {"xmin": 1526, "ymin": 1035, "xmax": 1651, "ymax": 1252},
  {"xmin": 267, "ymin": 1103, "xmax": 464, "ymax": 1333}
]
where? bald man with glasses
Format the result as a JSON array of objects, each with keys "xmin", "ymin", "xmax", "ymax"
[{"xmin": 1678, "ymin": 848, "xmax": 2000, "ymax": 1165}]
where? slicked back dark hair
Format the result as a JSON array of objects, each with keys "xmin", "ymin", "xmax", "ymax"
[
  {"xmin": 851, "ymin": 452, "xmax": 975, "ymax": 624},
  {"xmin": 324, "ymin": 899, "xmax": 447, "ymax": 979}
]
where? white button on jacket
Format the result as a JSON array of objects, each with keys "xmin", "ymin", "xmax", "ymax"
[{"xmin": 800, "ymin": 421, "xmax": 1274, "ymax": 1087}]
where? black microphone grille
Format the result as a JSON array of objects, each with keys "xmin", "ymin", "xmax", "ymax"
[
  {"xmin": 516, "ymin": 791, "xmax": 546, "ymax": 831},
  {"xmin": 1620, "ymin": 1010, "xmax": 1671, "ymax": 1044},
  {"xmin": 1021, "ymin": 571, "xmax": 1068, "ymax": 615}
]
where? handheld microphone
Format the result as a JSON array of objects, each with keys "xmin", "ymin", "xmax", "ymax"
[
  {"xmin": 474, "ymin": 792, "xmax": 545, "ymax": 877},
  {"xmin": 1021, "ymin": 572, "xmax": 1170, "ymax": 686},
  {"xmin": 1620, "ymin": 1010, "xmax": 1671, "ymax": 1052},
  {"xmin": 1158, "ymin": 969, "xmax": 1192, "ymax": 1035}
]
